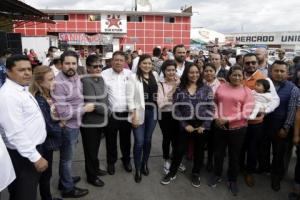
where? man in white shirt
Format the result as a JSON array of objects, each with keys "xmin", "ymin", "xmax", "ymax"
[
  {"xmin": 101, "ymin": 51, "xmax": 133, "ymax": 175},
  {"xmin": 42, "ymin": 46, "xmax": 58, "ymax": 67},
  {"xmin": 0, "ymin": 55, "xmax": 48, "ymax": 200}
]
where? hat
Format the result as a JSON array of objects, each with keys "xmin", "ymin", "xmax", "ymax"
[{"xmin": 103, "ymin": 52, "xmax": 113, "ymax": 60}]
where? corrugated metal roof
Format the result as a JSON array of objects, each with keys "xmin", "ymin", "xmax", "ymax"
[{"xmin": 40, "ymin": 9, "xmax": 193, "ymax": 17}]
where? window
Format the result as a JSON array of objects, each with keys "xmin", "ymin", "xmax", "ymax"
[
  {"xmin": 88, "ymin": 15, "xmax": 101, "ymax": 21},
  {"xmin": 49, "ymin": 15, "xmax": 69, "ymax": 21},
  {"xmin": 164, "ymin": 16, "xmax": 175, "ymax": 23},
  {"xmin": 127, "ymin": 16, "xmax": 143, "ymax": 22}
]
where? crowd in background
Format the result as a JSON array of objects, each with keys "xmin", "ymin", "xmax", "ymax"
[{"xmin": 0, "ymin": 44, "xmax": 300, "ymax": 200}]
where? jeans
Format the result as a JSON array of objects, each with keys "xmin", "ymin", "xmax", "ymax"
[
  {"xmin": 59, "ymin": 127, "xmax": 79, "ymax": 192},
  {"xmin": 133, "ymin": 108, "xmax": 157, "ymax": 170}
]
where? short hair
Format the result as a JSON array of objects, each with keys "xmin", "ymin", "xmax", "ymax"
[
  {"xmin": 203, "ymin": 63, "xmax": 216, "ymax": 72},
  {"xmin": 293, "ymin": 56, "xmax": 300, "ymax": 64},
  {"xmin": 236, "ymin": 54, "xmax": 243, "ymax": 62},
  {"xmin": 160, "ymin": 59, "xmax": 177, "ymax": 77},
  {"xmin": 112, "ymin": 51, "xmax": 126, "ymax": 59},
  {"xmin": 271, "ymin": 60, "xmax": 288, "ymax": 68},
  {"xmin": 6, "ymin": 54, "xmax": 30, "ymax": 70},
  {"xmin": 86, "ymin": 55, "xmax": 100, "ymax": 67},
  {"xmin": 243, "ymin": 53, "xmax": 258, "ymax": 63},
  {"xmin": 48, "ymin": 46, "xmax": 58, "ymax": 53},
  {"xmin": 152, "ymin": 47, "xmax": 162, "ymax": 57},
  {"xmin": 173, "ymin": 44, "xmax": 185, "ymax": 54},
  {"xmin": 256, "ymin": 79, "xmax": 270, "ymax": 92},
  {"xmin": 60, "ymin": 50, "xmax": 78, "ymax": 63},
  {"xmin": 226, "ymin": 65, "xmax": 244, "ymax": 83}
]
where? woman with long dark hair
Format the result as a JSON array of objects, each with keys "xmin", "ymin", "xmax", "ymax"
[
  {"xmin": 161, "ymin": 63, "xmax": 215, "ymax": 188},
  {"xmin": 208, "ymin": 65, "xmax": 254, "ymax": 196},
  {"xmin": 126, "ymin": 54, "xmax": 159, "ymax": 183}
]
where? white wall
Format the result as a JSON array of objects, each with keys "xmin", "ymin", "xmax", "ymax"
[{"xmin": 22, "ymin": 37, "xmax": 50, "ymax": 61}]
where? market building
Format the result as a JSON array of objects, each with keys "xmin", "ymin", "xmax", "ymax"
[
  {"xmin": 13, "ymin": 8, "xmax": 192, "ymax": 57},
  {"xmin": 225, "ymin": 31, "xmax": 300, "ymax": 51}
]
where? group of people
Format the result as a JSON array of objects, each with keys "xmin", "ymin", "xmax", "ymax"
[{"xmin": 0, "ymin": 44, "xmax": 300, "ymax": 200}]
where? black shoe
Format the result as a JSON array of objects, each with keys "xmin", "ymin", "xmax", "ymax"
[
  {"xmin": 87, "ymin": 177, "xmax": 105, "ymax": 187},
  {"xmin": 61, "ymin": 186, "xmax": 89, "ymax": 198},
  {"xmin": 123, "ymin": 162, "xmax": 132, "ymax": 172},
  {"xmin": 135, "ymin": 170, "xmax": 142, "ymax": 183},
  {"xmin": 191, "ymin": 174, "xmax": 201, "ymax": 188},
  {"xmin": 107, "ymin": 164, "xmax": 115, "ymax": 175},
  {"xmin": 271, "ymin": 176, "xmax": 281, "ymax": 191},
  {"xmin": 161, "ymin": 173, "xmax": 176, "ymax": 185},
  {"xmin": 58, "ymin": 176, "xmax": 81, "ymax": 190},
  {"xmin": 141, "ymin": 164, "xmax": 149, "ymax": 176},
  {"xmin": 97, "ymin": 169, "xmax": 107, "ymax": 176},
  {"xmin": 73, "ymin": 176, "xmax": 81, "ymax": 183}
]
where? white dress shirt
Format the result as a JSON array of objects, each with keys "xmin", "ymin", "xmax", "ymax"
[
  {"xmin": 0, "ymin": 79, "xmax": 46, "ymax": 163},
  {"xmin": 101, "ymin": 68, "xmax": 132, "ymax": 112},
  {"xmin": 0, "ymin": 133, "xmax": 15, "ymax": 191}
]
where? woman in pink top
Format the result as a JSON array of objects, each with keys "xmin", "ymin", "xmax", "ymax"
[
  {"xmin": 208, "ymin": 65, "xmax": 254, "ymax": 196},
  {"xmin": 157, "ymin": 60, "xmax": 179, "ymax": 174}
]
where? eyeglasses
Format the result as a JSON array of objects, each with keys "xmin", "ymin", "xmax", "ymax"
[
  {"xmin": 91, "ymin": 65, "xmax": 103, "ymax": 69},
  {"xmin": 244, "ymin": 61, "xmax": 257, "ymax": 66}
]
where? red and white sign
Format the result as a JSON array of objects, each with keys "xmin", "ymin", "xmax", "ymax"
[
  {"xmin": 101, "ymin": 14, "xmax": 127, "ymax": 34},
  {"xmin": 59, "ymin": 33, "xmax": 113, "ymax": 45}
]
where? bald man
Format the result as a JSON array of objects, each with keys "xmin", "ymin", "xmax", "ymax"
[{"xmin": 255, "ymin": 48, "xmax": 270, "ymax": 77}]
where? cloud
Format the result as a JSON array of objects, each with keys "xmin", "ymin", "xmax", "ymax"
[{"xmin": 23, "ymin": 0, "xmax": 300, "ymax": 33}]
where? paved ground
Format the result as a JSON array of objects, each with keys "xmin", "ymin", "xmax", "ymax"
[{"xmin": 1, "ymin": 125, "xmax": 296, "ymax": 200}]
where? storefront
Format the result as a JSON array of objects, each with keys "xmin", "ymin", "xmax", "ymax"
[{"xmin": 14, "ymin": 8, "xmax": 192, "ymax": 55}]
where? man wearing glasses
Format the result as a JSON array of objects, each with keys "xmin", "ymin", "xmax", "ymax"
[{"xmin": 241, "ymin": 53, "xmax": 279, "ymax": 188}]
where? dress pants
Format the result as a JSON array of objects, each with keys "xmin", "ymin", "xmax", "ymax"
[
  {"xmin": 105, "ymin": 112, "xmax": 132, "ymax": 165},
  {"xmin": 213, "ymin": 127, "xmax": 247, "ymax": 182},
  {"xmin": 7, "ymin": 149, "xmax": 41, "ymax": 200},
  {"xmin": 80, "ymin": 127, "xmax": 103, "ymax": 180}
]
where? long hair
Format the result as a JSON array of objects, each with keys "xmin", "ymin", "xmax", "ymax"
[
  {"xmin": 179, "ymin": 63, "xmax": 203, "ymax": 89},
  {"xmin": 29, "ymin": 65, "xmax": 52, "ymax": 99},
  {"xmin": 136, "ymin": 54, "xmax": 154, "ymax": 81}
]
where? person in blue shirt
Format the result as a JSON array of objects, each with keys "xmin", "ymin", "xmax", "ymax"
[{"xmin": 0, "ymin": 50, "xmax": 12, "ymax": 87}]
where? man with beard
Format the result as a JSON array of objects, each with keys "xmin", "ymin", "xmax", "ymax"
[
  {"xmin": 173, "ymin": 44, "xmax": 191, "ymax": 77},
  {"xmin": 52, "ymin": 50, "xmax": 95, "ymax": 198},
  {"xmin": 241, "ymin": 53, "xmax": 280, "ymax": 188},
  {"xmin": 255, "ymin": 48, "xmax": 270, "ymax": 77}
]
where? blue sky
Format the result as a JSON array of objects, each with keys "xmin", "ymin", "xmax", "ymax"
[{"xmin": 23, "ymin": 0, "xmax": 300, "ymax": 33}]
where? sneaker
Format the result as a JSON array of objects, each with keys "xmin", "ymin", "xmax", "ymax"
[
  {"xmin": 161, "ymin": 173, "xmax": 176, "ymax": 185},
  {"xmin": 228, "ymin": 181, "xmax": 239, "ymax": 196},
  {"xmin": 191, "ymin": 174, "xmax": 201, "ymax": 188},
  {"xmin": 178, "ymin": 163, "xmax": 186, "ymax": 172},
  {"xmin": 208, "ymin": 175, "xmax": 222, "ymax": 188},
  {"xmin": 163, "ymin": 159, "xmax": 171, "ymax": 174}
]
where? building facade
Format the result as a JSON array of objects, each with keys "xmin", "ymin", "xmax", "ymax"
[{"xmin": 14, "ymin": 9, "xmax": 192, "ymax": 55}]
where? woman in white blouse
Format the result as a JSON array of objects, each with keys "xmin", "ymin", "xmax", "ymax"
[{"xmin": 126, "ymin": 54, "xmax": 159, "ymax": 183}]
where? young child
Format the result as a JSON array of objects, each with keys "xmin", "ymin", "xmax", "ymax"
[{"xmin": 248, "ymin": 79, "xmax": 273, "ymax": 120}]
